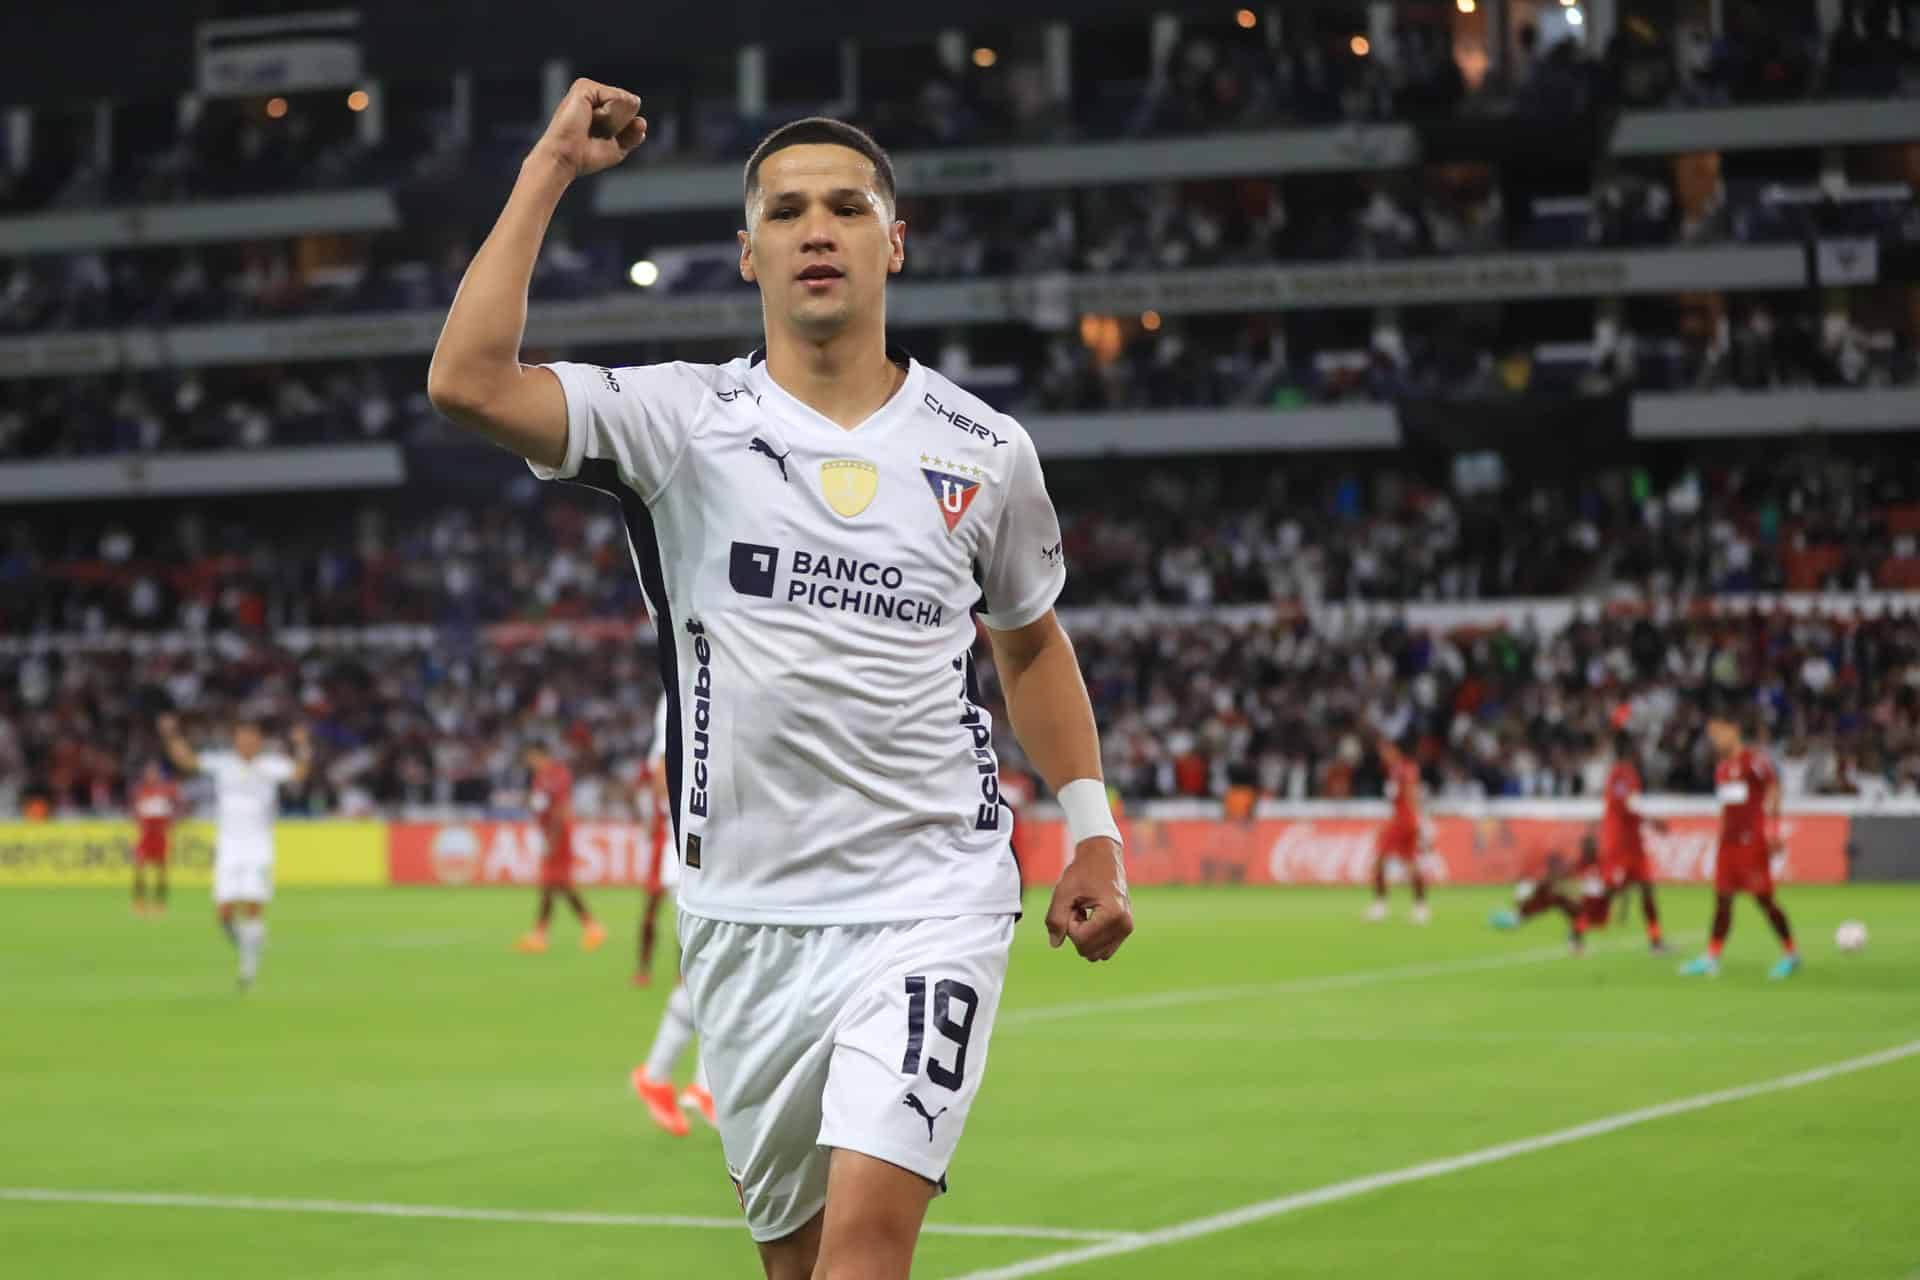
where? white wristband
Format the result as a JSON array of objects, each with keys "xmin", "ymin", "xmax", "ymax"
[{"xmin": 1058, "ymin": 778, "xmax": 1122, "ymax": 847}]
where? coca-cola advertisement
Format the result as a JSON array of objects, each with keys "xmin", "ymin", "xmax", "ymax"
[{"xmin": 1016, "ymin": 813, "xmax": 1851, "ymax": 888}]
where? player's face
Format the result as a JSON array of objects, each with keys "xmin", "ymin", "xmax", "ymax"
[
  {"xmin": 1706, "ymin": 719, "xmax": 1738, "ymax": 757},
  {"xmin": 739, "ymin": 145, "xmax": 905, "ymax": 340},
  {"xmin": 234, "ymin": 725, "xmax": 262, "ymax": 757}
]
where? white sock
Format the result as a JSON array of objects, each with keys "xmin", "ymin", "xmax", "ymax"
[
  {"xmin": 237, "ymin": 919, "xmax": 266, "ymax": 982},
  {"xmin": 644, "ymin": 984, "xmax": 695, "ymax": 1082}
]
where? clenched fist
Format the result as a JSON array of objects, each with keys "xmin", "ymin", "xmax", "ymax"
[{"xmin": 532, "ymin": 79, "xmax": 647, "ymax": 178}]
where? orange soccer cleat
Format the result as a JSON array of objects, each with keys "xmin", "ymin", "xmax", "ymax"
[
  {"xmin": 581, "ymin": 921, "xmax": 608, "ymax": 952},
  {"xmin": 631, "ymin": 1068, "xmax": 690, "ymax": 1137},
  {"xmin": 514, "ymin": 930, "xmax": 549, "ymax": 954},
  {"xmin": 680, "ymin": 1082, "xmax": 717, "ymax": 1129},
  {"xmin": 630, "ymin": 971, "xmax": 653, "ymax": 988}
]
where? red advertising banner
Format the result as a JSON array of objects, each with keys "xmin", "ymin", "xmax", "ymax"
[
  {"xmin": 1015, "ymin": 814, "xmax": 1852, "ymax": 888},
  {"xmin": 389, "ymin": 821, "xmax": 657, "ymax": 886}
]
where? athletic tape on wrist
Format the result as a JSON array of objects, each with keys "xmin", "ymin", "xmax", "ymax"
[{"xmin": 1058, "ymin": 777, "xmax": 1122, "ymax": 847}]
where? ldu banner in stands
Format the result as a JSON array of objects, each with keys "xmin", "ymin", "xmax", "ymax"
[
  {"xmin": 387, "ymin": 821, "xmax": 659, "ymax": 886},
  {"xmin": 1014, "ymin": 814, "xmax": 1851, "ymax": 888}
]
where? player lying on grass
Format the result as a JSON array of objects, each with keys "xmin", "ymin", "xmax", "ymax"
[{"xmin": 1491, "ymin": 843, "xmax": 1598, "ymax": 954}]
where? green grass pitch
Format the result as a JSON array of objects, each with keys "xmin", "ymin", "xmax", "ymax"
[{"xmin": 3, "ymin": 883, "xmax": 1917, "ymax": 1278}]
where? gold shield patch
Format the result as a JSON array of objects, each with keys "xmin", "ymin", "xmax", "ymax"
[{"xmin": 819, "ymin": 459, "xmax": 879, "ymax": 518}]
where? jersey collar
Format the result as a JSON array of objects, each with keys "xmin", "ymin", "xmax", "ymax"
[{"xmin": 748, "ymin": 346, "xmax": 924, "ymax": 437}]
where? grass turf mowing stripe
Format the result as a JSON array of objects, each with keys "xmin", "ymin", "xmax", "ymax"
[
  {"xmin": 945, "ymin": 1037, "xmax": 1920, "ymax": 1279},
  {"xmin": 0, "ymin": 1189, "xmax": 1136, "ymax": 1243},
  {"xmin": 997, "ymin": 933, "xmax": 1684, "ymax": 1028}
]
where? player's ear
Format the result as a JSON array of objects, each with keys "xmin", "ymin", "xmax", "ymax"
[
  {"xmin": 888, "ymin": 218, "xmax": 905, "ymax": 275},
  {"xmin": 738, "ymin": 228, "xmax": 756, "ymax": 283}
]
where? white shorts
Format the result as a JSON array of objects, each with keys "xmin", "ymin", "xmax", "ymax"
[
  {"xmin": 679, "ymin": 911, "xmax": 1015, "ymax": 1243},
  {"xmin": 212, "ymin": 858, "xmax": 274, "ymax": 905}
]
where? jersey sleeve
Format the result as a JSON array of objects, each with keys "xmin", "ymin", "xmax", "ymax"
[
  {"xmin": 198, "ymin": 751, "xmax": 234, "ymax": 782},
  {"xmin": 531, "ymin": 361, "xmax": 708, "ymax": 501},
  {"xmin": 258, "ymin": 754, "xmax": 297, "ymax": 783},
  {"xmin": 976, "ymin": 426, "xmax": 1066, "ymax": 631}
]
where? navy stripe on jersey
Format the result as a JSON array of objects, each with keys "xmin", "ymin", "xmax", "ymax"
[
  {"xmin": 569, "ymin": 459, "xmax": 685, "ymax": 848},
  {"xmin": 961, "ymin": 647, "xmax": 1023, "ymax": 908}
]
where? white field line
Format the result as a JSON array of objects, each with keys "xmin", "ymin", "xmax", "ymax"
[
  {"xmin": 0, "ymin": 1188, "xmax": 1133, "ymax": 1243},
  {"xmin": 997, "ymin": 934, "xmax": 1669, "ymax": 1028},
  {"xmin": 945, "ymin": 1038, "xmax": 1920, "ymax": 1279}
]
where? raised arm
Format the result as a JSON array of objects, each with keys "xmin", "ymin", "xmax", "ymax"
[
  {"xmin": 287, "ymin": 723, "xmax": 314, "ymax": 788},
  {"xmin": 156, "ymin": 715, "xmax": 200, "ymax": 776},
  {"xmin": 988, "ymin": 610, "xmax": 1133, "ymax": 962},
  {"xmin": 426, "ymin": 79, "xmax": 647, "ymax": 467}
]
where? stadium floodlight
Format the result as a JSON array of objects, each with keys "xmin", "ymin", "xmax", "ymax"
[
  {"xmin": 628, "ymin": 260, "xmax": 661, "ymax": 288},
  {"xmin": 1566, "ymin": 7, "xmax": 1584, "ymax": 23}
]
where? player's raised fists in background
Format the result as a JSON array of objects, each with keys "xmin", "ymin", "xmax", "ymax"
[
  {"xmin": 1045, "ymin": 837, "xmax": 1133, "ymax": 963},
  {"xmin": 533, "ymin": 79, "xmax": 647, "ymax": 178}
]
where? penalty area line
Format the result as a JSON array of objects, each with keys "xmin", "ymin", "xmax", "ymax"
[
  {"xmin": 945, "ymin": 1037, "xmax": 1920, "ymax": 1279},
  {"xmin": 0, "ymin": 1188, "xmax": 1134, "ymax": 1243}
]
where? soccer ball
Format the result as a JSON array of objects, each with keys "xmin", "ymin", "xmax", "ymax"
[{"xmin": 1835, "ymin": 921, "xmax": 1868, "ymax": 953}]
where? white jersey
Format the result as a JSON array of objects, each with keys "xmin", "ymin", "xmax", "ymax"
[
  {"xmin": 533, "ymin": 352, "xmax": 1063, "ymax": 925},
  {"xmin": 199, "ymin": 751, "xmax": 295, "ymax": 863}
]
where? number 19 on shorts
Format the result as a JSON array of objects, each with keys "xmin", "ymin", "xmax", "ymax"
[{"xmin": 901, "ymin": 975, "xmax": 979, "ymax": 1090}]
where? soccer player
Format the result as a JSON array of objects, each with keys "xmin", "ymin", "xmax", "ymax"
[
  {"xmin": 1366, "ymin": 735, "xmax": 1430, "ymax": 924},
  {"xmin": 629, "ymin": 698, "xmax": 718, "ymax": 1135},
  {"xmin": 633, "ymin": 697, "xmax": 672, "ymax": 987},
  {"xmin": 516, "ymin": 740, "xmax": 607, "ymax": 953},
  {"xmin": 429, "ymin": 87, "xmax": 1132, "ymax": 1279},
  {"xmin": 130, "ymin": 760, "xmax": 182, "ymax": 915},
  {"xmin": 156, "ymin": 715, "xmax": 311, "ymax": 990},
  {"xmin": 1597, "ymin": 732, "xmax": 1668, "ymax": 952},
  {"xmin": 1680, "ymin": 707, "xmax": 1800, "ymax": 979},
  {"xmin": 1490, "ymin": 846, "xmax": 1590, "ymax": 952}
]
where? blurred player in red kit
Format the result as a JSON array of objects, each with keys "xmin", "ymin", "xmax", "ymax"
[
  {"xmin": 1490, "ymin": 845, "xmax": 1591, "ymax": 952},
  {"xmin": 1680, "ymin": 706, "xmax": 1799, "ymax": 979},
  {"xmin": 1593, "ymin": 733, "xmax": 1669, "ymax": 952},
  {"xmin": 1366, "ymin": 735, "xmax": 1430, "ymax": 924},
  {"xmin": 633, "ymin": 700, "xmax": 673, "ymax": 986},
  {"xmin": 130, "ymin": 761, "xmax": 182, "ymax": 915},
  {"xmin": 515, "ymin": 740, "xmax": 606, "ymax": 953}
]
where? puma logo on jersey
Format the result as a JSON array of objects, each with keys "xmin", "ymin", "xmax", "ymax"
[
  {"xmin": 903, "ymin": 1092, "xmax": 948, "ymax": 1142},
  {"xmin": 748, "ymin": 437, "xmax": 791, "ymax": 482}
]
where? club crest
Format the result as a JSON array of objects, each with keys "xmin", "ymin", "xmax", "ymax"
[
  {"xmin": 919, "ymin": 456, "xmax": 987, "ymax": 533},
  {"xmin": 819, "ymin": 459, "xmax": 879, "ymax": 518}
]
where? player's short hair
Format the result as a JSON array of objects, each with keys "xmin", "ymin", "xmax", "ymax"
[
  {"xmin": 743, "ymin": 116, "xmax": 895, "ymax": 216},
  {"xmin": 1702, "ymin": 694, "xmax": 1751, "ymax": 732}
]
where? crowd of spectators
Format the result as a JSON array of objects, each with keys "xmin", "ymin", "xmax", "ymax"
[
  {"xmin": 11, "ymin": 593, "xmax": 1920, "ymax": 820},
  {"xmin": 5, "ymin": 167, "xmax": 1910, "ymax": 339},
  {"xmin": 8, "ymin": 445, "xmax": 1920, "ymax": 646},
  {"xmin": 1, "ymin": 3, "xmax": 1908, "ymax": 219},
  {"xmin": 1, "ymin": 293, "xmax": 1913, "ymax": 461}
]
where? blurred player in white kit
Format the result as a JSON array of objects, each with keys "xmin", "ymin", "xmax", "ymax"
[{"xmin": 158, "ymin": 714, "xmax": 311, "ymax": 991}]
